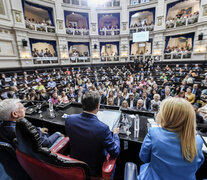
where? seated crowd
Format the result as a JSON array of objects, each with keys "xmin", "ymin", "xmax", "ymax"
[
  {"xmin": 0, "ymin": 62, "xmax": 206, "ymax": 179},
  {"xmin": 0, "ymin": 62, "xmax": 207, "ymax": 122},
  {"xmin": 166, "ymin": 11, "xmax": 199, "ymax": 28}
]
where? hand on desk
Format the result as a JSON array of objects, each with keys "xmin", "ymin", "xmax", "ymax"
[
  {"xmin": 113, "ymin": 128, "xmax": 119, "ymax": 135},
  {"xmin": 41, "ymin": 127, "xmax": 48, "ymax": 134}
]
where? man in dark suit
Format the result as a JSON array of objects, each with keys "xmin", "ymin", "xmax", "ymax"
[
  {"xmin": 127, "ymin": 93, "xmax": 137, "ymax": 109},
  {"xmin": 192, "ymin": 84, "xmax": 201, "ymax": 102},
  {"xmin": 136, "ymin": 99, "xmax": 146, "ymax": 111},
  {"xmin": 114, "ymin": 91, "xmax": 124, "ymax": 106},
  {"xmin": 141, "ymin": 92, "xmax": 151, "ymax": 110},
  {"xmin": 0, "ymin": 99, "xmax": 62, "ymax": 148},
  {"xmin": 65, "ymin": 91, "xmax": 120, "ymax": 176},
  {"xmin": 99, "ymin": 90, "xmax": 107, "ymax": 105}
]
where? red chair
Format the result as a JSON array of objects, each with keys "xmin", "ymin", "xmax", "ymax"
[{"xmin": 15, "ymin": 118, "xmax": 116, "ymax": 180}]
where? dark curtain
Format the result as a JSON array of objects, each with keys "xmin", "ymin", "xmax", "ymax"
[
  {"xmin": 130, "ymin": 39, "xmax": 153, "ymax": 55},
  {"xmin": 64, "ymin": 11, "xmax": 89, "ymax": 29},
  {"xmin": 29, "ymin": 38, "xmax": 57, "ymax": 55},
  {"xmin": 164, "ymin": 32, "xmax": 195, "ymax": 51},
  {"xmin": 98, "ymin": 13, "xmax": 120, "ymax": 32},
  {"xmin": 129, "ymin": 8, "xmax": 155, "ymax": 27},
  {"xmin": 22, "ymin": 0, "xmax": 55, "ymax": 26},
  {"xmin": 166, "ymin": 0, "xmax": 185, "ymax": 18},
  {"xmin": 100, "ymin": 42, "xmax": 119, "ymax": 55},
  {"xmin": 68, "ymin": 42, "xmax": 90, "ymax": 55}
]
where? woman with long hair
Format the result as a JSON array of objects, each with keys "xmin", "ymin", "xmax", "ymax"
[{"xmin": 139, "ymin": 97, "xmax": 204, "ymax": 180}]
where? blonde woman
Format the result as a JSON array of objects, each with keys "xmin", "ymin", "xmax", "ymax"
[{"xmin": 139, "ymin": 97, "xmax": 204, "ymax": 179}]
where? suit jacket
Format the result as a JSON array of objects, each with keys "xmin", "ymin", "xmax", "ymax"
[
  {"xmin": 114, "ymin": 96, "xmax": 124, "ymax": 106},
  {"xmin": 100, "ymin": 95, "xmax": 107, "ymax": 105},
  {"xmin": 127, "ymin": 98, "xmax": 137, "ymax": 108},
  {"xmin": 141, "ymin": 97, "xmax": 151, "ymax": 110},
  {"xmin": 65, "ymin": 112, "xmax": 120, "ymax": 176},
  {"xmin": 192, "ymin": 88, "xmax": 201, "ymax": 101},
  {"xmin": 0, "ymin": 120, "xmax": 61, "ymax": 149},
  {"xmin": 139, "ymin": 127, "xmax": 204, "ymax": 180}
]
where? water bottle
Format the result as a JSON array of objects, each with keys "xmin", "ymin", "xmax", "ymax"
[
  {"xmin": 49, "ymin": 100, "xmax": 54, "ymax": 118},
  {"xmin": 49, "ymin": 100, "xmax": 53, "ymax": 112},
  {"xmin": 134, "ymin": 114, "xmax": 140, "ymax": 138}
]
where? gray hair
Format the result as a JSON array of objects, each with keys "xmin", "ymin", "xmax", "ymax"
[
  {"xmin": 153, "ymin": 94, "xmax": 160, "ymax": 100},
  {"xmin": 0, "ymin": 99, "xmax": 20, "ymax": 121},
  {"xmin": 137, "ymin": 99, "xmax": 144, "ymax": 104}
]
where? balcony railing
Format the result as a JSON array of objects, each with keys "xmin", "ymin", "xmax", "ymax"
[
  {"xmin": 69, "ymin": 56, "xmax": 90, "ymax": 63},
  {"xmin": 97, "ymin": 1, "xmax": 120, "ymax": 7},
  {"xmin": 100, "ymin": 56, "xmax": 120, "ymax": 62},
  {"xmin": 63, "ymin": 0, "xmax": 88, "ymax": 6},
  {"xmin": 129, "ymin": 55, "xmax": 161, "ymax": 61},
  {"xmin": 33, "ymin": 57, "xmax": 59, "ymax": 64},
  {"xmin": 66, "ymin": 28, "xmax": 89, "ymax": 36},
  {"xmin": 166, "ymin": 15, "xmax": 198, "ymax": 29},
  {"xmin": 130, "ymin": 0, "xmax": 152, "ymax": 5},
  {"xmin": 25, "ymin": 22, "xmax": 55, "ymax": 33},
  {"xmin": 130, "ymin": 25, "xmax": 154, "ymax": 33},
  {"xmin": 99, "ymin": 29, "xmax": 120, "ymax": 36},
  {"xmin": 164, "ymin": 52, "xmax": 192, "ymax": 60}
]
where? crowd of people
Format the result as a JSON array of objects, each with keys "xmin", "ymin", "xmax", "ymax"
[
  {"xmin": 25, "ymin": 17, "xmax": 55, "ymax": 33},
  {"xmin": 166, "ymin": 11, "xmax": 199, "ymax": 28},
  {"xmin": 164, "ymin": 45, "xmax": 192, "ymax": 59},
  {"xmin": 32, "ymin": 48, "xmax": 56, "ymax": 57},
  {"xmin": 130, "ymin": 20, "xmax": 153, "ymax": 31},
  {"xmin": 99, "ymin": 25, "xmax": 120, "ymax": 35},
  {"xmin": 0, "ymin": 62, "xmax": 207, "ymax": 122},
  {"xmin": 69, "ymin": 50, "xmax": 89, "ymax": 57},
  {"xmin": 0, "ymin": 62, "xmax": 206, "ymax": 179},
  {"xmin": 66, "ymin": 23, "xmax": 89, "ymax": 35}
]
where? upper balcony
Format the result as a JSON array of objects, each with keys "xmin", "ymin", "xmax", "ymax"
[
  {"xmin": 63, "ymin": 0, "xmax": 120, "ymax": 8},
  {"xmin": 96, "ymin": 0, "xmax": 120, "ymax": 8},
  {"xmin": 129, "ymin": 8, "xmax": 155, "ymax": 34},
  {"xmin": 63, "ymin": 0, "xmax": 88, "ymax": 7},
  {"xmin": 129, "ymin": 0, "xmax": 155, "ymax": 7},
  {"xmin": 30, "ymin": 38, "xmax": 59, "ymax": 65},
  {"xmin": 22, "ymin": 1, "xmax": 55, "ymax": 33},
  {"xmin": 165, "ymin": 0, "xmax": 200, "ymax": 30},
  {"xmin": 64, "ymin": 11, "xmax": 89, "ymax": 36},
  {"xmin": 98, "ymin": 13, "xmax": 120, "ymax": 36}
]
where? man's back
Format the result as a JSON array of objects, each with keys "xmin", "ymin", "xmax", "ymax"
[
  {"xmin": 65, "ymin": 112, "xmax": 120, "ymax": 176},
  {"xmin": 0, "ymin": 120, "xmax": 16, "ymax": 148}
]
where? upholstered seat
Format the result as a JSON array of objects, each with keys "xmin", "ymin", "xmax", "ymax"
[
  {"xmin": 15, "ymin": 118, "xmax": 116, "ymax": 180},
  {"xmin": 0, "ymin": 141, "xmax": 31, "ymax": 180}
]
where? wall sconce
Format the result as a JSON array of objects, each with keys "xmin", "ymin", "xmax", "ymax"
[
  {"xmin": 121, "ymin": 51, "xmax": 128, "ymax": 57},
  {"xmin": 21, "ymin": 52, "xmax": 31, "ymax": 59},
  {"xmin": 93, "ymin": 52, "xmax": 99, "ymax": 58},
  {"xmin": 61, "ymin": 52, "xmax": 68, "ymax": 59},
  {"xmin": 153, "ymin": 50, "xmax": 161, "ymax": 56},
  {"xmin": 195, "ymin": 45, "xmax": 206, "ymax": 53}
]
